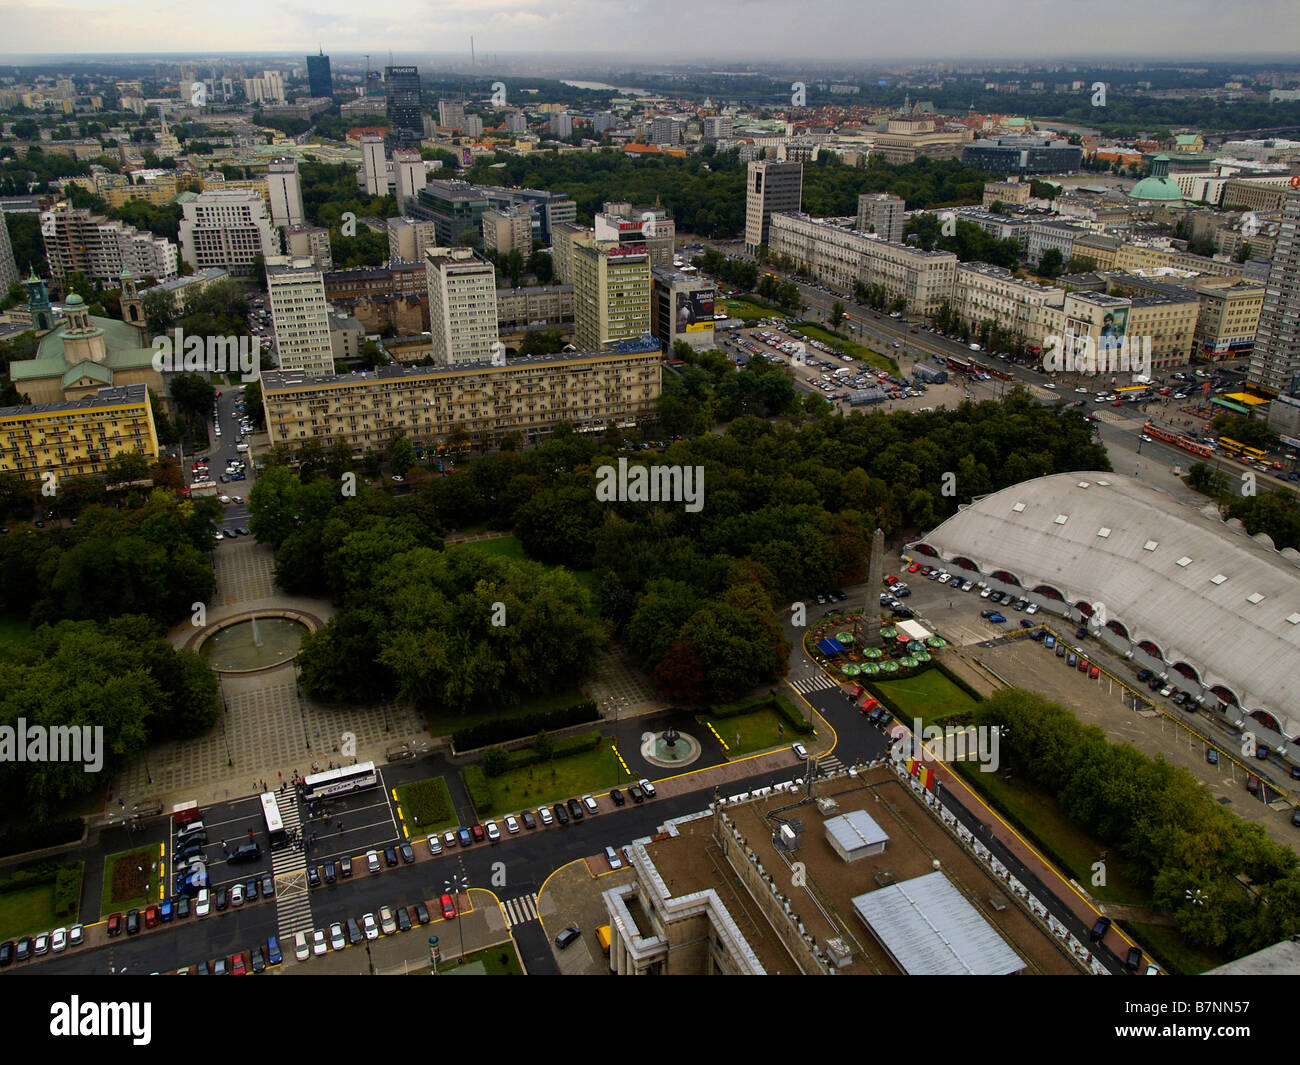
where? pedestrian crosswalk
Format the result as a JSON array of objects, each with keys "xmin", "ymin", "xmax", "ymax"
[
  {"xmin": 502, "ymin": 893, "xmax": 539, "ymax": 928},
  {"xmin": 816, "ymin": 754, "xmax": 844, "ymax": 775},
  {"xmin": 269, "ymin": 791, "xmax": 313, "ymax": 940},
  {"xmin": 790, "ymin": 673, "xmax": 837, "ymax": 694}
]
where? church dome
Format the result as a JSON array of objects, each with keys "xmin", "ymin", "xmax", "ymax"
[{"xmin": 1129, "ymin": 154, "xmax": 1184, "ymax": 203}]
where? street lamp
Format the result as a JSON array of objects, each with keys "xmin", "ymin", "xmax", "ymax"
[{"xmin": 444, "ymin": 874, "xmax": 468, "ymax": 962}]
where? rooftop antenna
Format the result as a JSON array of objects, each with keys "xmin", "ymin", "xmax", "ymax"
[{"xmin": 471, "ymin": 36, "xmax": 475, "ymax": 67}]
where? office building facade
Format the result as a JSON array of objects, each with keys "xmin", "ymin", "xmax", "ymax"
[
  {"xmin": 266, "ymin": 157, "xmax": 305, "ymax": 229},
  {"xmin": 178, "ymin": 189, "xmax": 280, "ymax": 276},
  {"xmin": 306, "ymin": 52, "xmax": 332, "ymax": 98},
  {"xmin": 573, "ymin": 240, "xmax": 652, "ymax": 351},
  {"xmin": 1249, "ymin": 189, "xmax": 1300, "ymax": 394},
  {"xmin": 385, "ymin": 66, "xmax": 422, "ymax": 147},
  {"xmin": 745, "ymin": 160, "xmax": 803, "ymax": 250}
]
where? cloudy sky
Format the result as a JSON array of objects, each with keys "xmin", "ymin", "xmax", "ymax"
[{"xmin": 0, "ymin": 0, "xmax": 1297, "ymax": 61}]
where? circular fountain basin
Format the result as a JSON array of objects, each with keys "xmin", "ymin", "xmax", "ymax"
[
  {"xmin": 199, "ymin": 616, "xmax": 309, "ymax": 673},
  {"xmin": 640, "ymin": 730, "xmax": 702, "ymax": 769}
]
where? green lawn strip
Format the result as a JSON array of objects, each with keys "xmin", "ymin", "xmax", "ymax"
[
  {"xmin": 0, "ymin": 860, "xmax": 82, "ymax": 939},
  {"xmin": 1126, "ymin": 920, "xmax": 1228, "ymax": 976},
  {"xmin": 794, "ymin": 322, "xmax": 898, "ymax": 374},
  {"xmin": 0, "ymin": 882, "xmax": 59, "ymax": 940},
  {"xmin": 101, "ymin": 847, "xmax": 163, "ymax": 916},
  {"xmin": 701, "ymin": 707, "xmax": 787, "ymax": 757},
  {"xmin": 951, "ymin": 762, "xmax": 1149, "ymax": 907},
  {"xmin": 394, "ymin": 777, "xmax": 459, "ymax": 839},
  {"xmin": 437, "ymin": 943, "xmax": 525, "ymax": 975},
  {"xmin": 471, "ymin": 741, "xmax": 633, "ymax": 816},
  {"xmin": 423, "ymin": 688, "xmax": 587, "ymax": 739},
  {"xmin": 871, "ymin": 670, "xmax": 980, "ymax": 725}
]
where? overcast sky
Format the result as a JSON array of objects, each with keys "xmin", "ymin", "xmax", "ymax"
[{"xmin": 1, "ymin": 0, "xmax": 1298, "ymax": 62}]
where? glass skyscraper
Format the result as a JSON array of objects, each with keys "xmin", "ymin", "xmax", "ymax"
[
  {"xmin": 385, "ymin": 66, "xmax": 422, "ymax": 148},
  {"xmin": 306, "ymin": 51, "xmax": 332, "ymax": 98}
]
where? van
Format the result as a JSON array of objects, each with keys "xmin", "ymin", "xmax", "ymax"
[
  {"xmin": 228, "ymin": 841, "xmax": 262, "ymax": 865},
  {"xmin": 596, "ymin": 925, "xmax": 612, "ymax": 955}
]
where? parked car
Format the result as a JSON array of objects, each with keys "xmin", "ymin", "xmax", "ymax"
[
  {"xmin": 195, "ymin": 889, "xmax": 211, "ymax": 917},
  {"xmin": 504, "ymin": 815, "xmax": 520, "ymax": 834},
  {"xmin": 329, "ymin": 923, "xmax": 346, "ymax": 951},
  {"xmin": 522, "ymin": 810, "xmax": 538, "ymax": 829},
  {"xmin": 582, "ymin": 795, "xmax": 599, "ymax": 816},
  {"xmin": 604, "ymin": 845, "xmax": 623, "ymax": 870},
  {"xmin": 567, "ymin": 798, "xmax": 585, "ymax": 821},
  {"xmin": 413, "ymin": 901, "xmax": 431, "ymax": 925},
  {"xmin": 427, "ymin": 835, "xmax": 443, "ymax": 856},
  {"xmin": 399, "ymin": 843, "xmax": 415, "ymax": 864},
  {"xmin": 628, "ymin": 785, "xmax": 645, "ymax": 803},
  {"xmin": 1090, "ymin": 916, "xmax": 1112, "ymax": 942},
  {"xmin": 485, "ymin": 820, "xmax": 501, "ymax": 841},
  {"xmin": 379, "ymin": 906, "xmax": 397, "ymax": 935},
  {"xmin": 440, "ymin": 893, "xmax": 457, "ymax": 920},
  {"xmin": 362, "ymin": 913, "xmax": 379, "ymax": 941},
  {"xmin": 311, "ymin": 929, "xmax": 327, "ymax": 956},
  {"xmin": 538, "ymin": 806, "xmax": 554, "ymax": 826},
  {"xmin": 366, "ymin": 850, "xmax": 381, "ymax": 873},
  {"xmin": 294, "ymin": 931, "xmax": 310, "ymax": 961},
  {"xmin": 639, "ymin": 779, "xmax": 657, "ymax": 798},
  {"xmin": 144, "ymin": 905, "xmax": 160, "ymax": 929},
  {"xmin": 1206, "ymin": 748, "xmax": 1219, "ymax": 766},
  {"xmin": 553, "ymin": 802, "xmax": 569, "ymax": 825},
  {"xmin": 267, "ymin": 935, "xmax": 282, "ymax": 966},
  {"xmin": 555, "ymin": 925, "xmax": 582, "ymax": 950},
  {"xmin": 383, "ymin": 845, "xmax": 398, "ymax": 867},
  {"xmin": 125, "ymin": 909, "xmax": 141, "ymax": 935},
  {"xmin": 69, "ymin": 924, "xmax": 84, "ymax": 946},
  {"xmin": 396, "ymin": 905, "xmax": 412, "ymax": 932}
]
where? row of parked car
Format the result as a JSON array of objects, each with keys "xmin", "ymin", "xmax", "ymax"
[
  {"xmin": 296, "ymin": 897, "xmax": 453, "ymax": 963},
  {"xmin": 0, "ymin": 923, "xmax": 84, "ymax": 965}
]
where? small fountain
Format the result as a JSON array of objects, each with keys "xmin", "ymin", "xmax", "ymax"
[
  {"xmin": 200, "ymin": 615, "xmax": 308, "ymax": 672},
  {"xmin": 641, "ymin": 725, "xmax": 702, "ymax": 769},
  {"xmin": 251, "ymin": 615, "xmax": 263, "ymax": 648}
]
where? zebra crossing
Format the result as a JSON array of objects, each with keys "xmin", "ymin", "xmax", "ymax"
[
  {"xmin": 815, "ymin": 754, "xmax": 844, "ymax": 775},
  {"xmin": 270, "ymin": 791, "xmax": 314, "ymax": 940},
  {"xmin": 790, "ymin": 673, "xmax": 837, "ymax": 695},
  {"xmin": 502, "ymin": 893, "xmax": 539, "ymax": 928}
]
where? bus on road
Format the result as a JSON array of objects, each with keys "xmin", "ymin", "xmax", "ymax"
[
  {"xmin": 300, "ymin": 761, "xmax": 379, "ymax": 802},
  {"xmin": 260, "ymin": 792, "xmax": 288, "ymax": 850}
]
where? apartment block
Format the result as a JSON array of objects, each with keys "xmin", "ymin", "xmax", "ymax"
[
  {"xmin": 360, "ymin": 135, "xmax": 388, "ymax": 197},
  {"xmin": 40, "ymin": 202, "xmax": 178, "ymax": 284},
  {"xmin": 392, "ymin": 148, "xmax": 427, "ymax": 210},
  {"xmin": 323, "ymin": 263, "xmax": 429, "ymax": 336},
  {"xmin": 1124, "ymin": 293, "xmax": 1200, "ymax": 367},
  {"xmin": 438, "ymin": 99, "xmax": 465, "ymax": 130},
  {"xmin": 1221, "ymin": 176, "xmax": 1294, "ymax": 214},
  {"xmin": 259, "ymin": 349, "xmax": 662, "ymax": 452},
  {"xmin": 266, "ymin": 157, "xmax": 305, "ymax": 229},
  {"xmin": 551, "ymin": 222, "xmax": 591, "ymax": 285},
  {"xmin": 495, "ymin": 285, "xmax": 574, "ymax": 330},
  {"xmin": 425, "ymin": 246, "xmax": 500, "ymax": 367},
  {"xmin": 856, "ymin": 192, "xmax": 905, "ymax": 243},
  {"xmin": 1193, "ymin": 280, "xmax": 1265, "ymax": 360},
  {"xmin": 953, "ymin": 262, "xmax": 1064, "ymax": 340},
  {"xmin": 387, "ymin": 217, "xmax": 440, "ymax": 266},
  {"xmin": 285, "ymin": 224, "xmax": 333, "ymax": 272},
  {"xmin": 266, "ymin": 255, "xmax": 336, "ymax": 377},
  {"xmin": 745, "ymin": 160, "xmax": 803, "ymax": 250},
  {"xmin": 1111, "ymin": 242, "xmax": 1242, "ymax": 279},
  {"xmin": 1025, "ymin": 220, "xmax": 1089, "ymax": 267},
  {"xmin": 0, "ymin": 383, "xmax": 158, "ymax": 482},
  {"xmin": 573, "ymin": 240, "xmax": 652, "ymax": 351},
  {"xmin": 0, "ymin": 204, "xmax": 17, "ymax": 293},
  {"xmin": 482, "ymin": 207, "xmax": 534, "ymax": 259},
  {"xmin": 178, "ymin": 189, "xmax": 280, "ymax": 276},
  {"xmin": 1249, "ymin": 189, "xmax": 1300, "ymax": 394}
]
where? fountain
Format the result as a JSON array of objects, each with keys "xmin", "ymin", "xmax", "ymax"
[
  {"xmin": 641, "ymin": 725, "xmax": 702, "ymax": 769},
  {"xmin": 251, "ymin": 615, "xmax": 263, "ymax": 648},
  {"xmin": 199, "ymin": 616, "xmax": 308, "ymax": 672}
]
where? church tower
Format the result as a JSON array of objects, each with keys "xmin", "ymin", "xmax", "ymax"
[
  {"xmin": 26, "ymin": 269, "xmax": 54, "ymax": 334},
  {"xmin": 120, "ymin": 269, "xmax": 147, "ymax": 338}
]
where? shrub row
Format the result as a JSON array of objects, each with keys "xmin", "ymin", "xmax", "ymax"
[
  {"xmin": 482, "ymin": 731, "xmax": 603, "ymax": 777},
  {"xmin": 451, "ymin": 701, "xmax": 598, "ymax": 750},
  {"xmin": 461, "ymin": 764, "xmax": 493, "ymax": 816},
  {"xmin": 708, "ymin": 692, "xmax": 813, "ymax": 735}
]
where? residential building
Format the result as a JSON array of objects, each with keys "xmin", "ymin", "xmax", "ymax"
[
  {"xmin": 953, "ymin": 262, "xmax": 1064, "ymax": 340},
  {"xmin": 259, "ymin": 348, "xmax": 662, "ymax": 452},
  {"xmin": 266, "ymin": 255, "xmax": 336, "ymax": 377},
  {"xmin": 438, "ymin": 99, "xmax": 465, "ymax": 130},
  {"xmin": 650, "ymin": 116, "xmax": 681, "ymax": 145},
  {"xmin": 651, "ymin": 266, "xmax": 716, "ymax": 353},
  {"xmin": 392, "ymin": 148, "xmax": 427, "ymax": 211},
  {"xmin": 306, "ymin": 51, "xmax": 332, "ymax": 99},
  {"xmin": 0, "ymin": 205, "xmax": 22, "ymax": 293},
  {"xmin": 1249, "ymin": 189, "xmax": 1300, "ymax": 395},
  {"xmin": 385, "ymin": 66, "xmax": 423, "ymax": 147},
  {"xmin": 266, "ymin": 157, "xmax": 305, "ymax": 229},
  {"xmin": 495, "ymin": 285, "xmax": 573, "ymax": 331},
  {"xmin": 328, "ymin": 311, "xmax": 366, "ymax": 366},
  {"xmin": 1193, "ymin": 280, "xmax": 1265, "ymax": 360},
  {"xmin": 505, "ymin": 111, "xmax": 528, "ymax": 134},
  {"xmin": 551, "ymin": 222, "xmax": 591, "ymax": 285},
  {"xmin": 573, "ymin": 240, "xmax": 652, "ymax": 351},
  {"xmin": 1111, "ymin": 242, "xmax": 1242, "ymax": 278},
  {"xmin": 855, "ymin": 192, "xmax": 905, "ymax": 243},
  {"xmin": 702, "ymin": 116, "xmax": 733, "ymax": 140},
  {"xmin": 550, "ymin": 112, "xmax": 573, "ymax": 139},
  {"xmin": 1221, "ymin": 176, "xmax": 1294, "ymax": 214},
  {"xmin": 360, "ymin": 134, "xmax": 388, "ymax": 197},
  {"xmin": 387, "ymin": 217, "xmax": 440, "ymax": 266},
  {"xmin": 322, "ymin": 263, "xmax": 428, "ymax": 336},
  {"xmin": 284, "ymin": 224, "xmax": 333, "ymax": 272},
  {"xmin": 243, "ymin": 70, "xmax": 285, "ymax": 105},
  {"xmin": 482, "ymin": 207, "xmax": 534, "ymax": 259},
  {"xmin": 982, "ymin": 180, "xmax": 1031, "ymax": 208},
  {"xmin": 0, "ymin": 383, "xmax": 158, "ymax": 482},
  {"xmin": 462, "ymin": 114, "xmax": 484, "ymax": 138},
  {"xmin": 745, "ymin": 160, "xmax": 803, "ymax": 250},
  {"xmin": 595, "ymin": 203, "xmax": 675, "ymax": 269},
  {"xmin": 424, "ymin": 246, "xmax": 499, "ymax": 367},
  {"xmin": 40, "ymin": 202, "xmax": 178, "ymax": 285},
  {"xmin": 592, "ymin": 112, "xmax": 616, "ymax": 135},
  {"xmin": 178, "ymin": 188, "xmax": 280, "ymax": 276},
  {"xmin": 962, "ymin": 136, "xmax": 1082, "ymax": 174}
]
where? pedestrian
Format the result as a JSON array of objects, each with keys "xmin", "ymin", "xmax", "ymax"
[
  {"xmin": 338, "ymin": 821, "xmax": 343, "ymax": 833},
  {"xmin": 278, "ymin": 770, "xmax": 282, "ymax": 780}
]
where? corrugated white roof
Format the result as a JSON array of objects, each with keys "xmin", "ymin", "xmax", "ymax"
[
  {"xmin": 918, "ymin": 473, "xmax": 1300, "ymax": 733},
  {"xmin": 852, "ymin": 871, "xmax": 1025, "ymax": 976},
  {"xmin": 825, "ymin": 808, "xmax": 890, "ymax": 854}
]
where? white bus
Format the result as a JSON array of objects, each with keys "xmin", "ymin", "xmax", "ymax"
[
  {"xmin": 260, "ymin": 792, "xmax": 288, "ymax": 850},
  {"xmin": 300, "ymin": 761, "xmax": 379, "ymax": 802}
]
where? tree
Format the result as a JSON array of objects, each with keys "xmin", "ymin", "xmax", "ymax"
[
  {"xmin": 1037, "ymin": 249, "xmax": 1065, "ymax": 278},
  {"xmin": 830, "ymin": 299, "xmax": 846, "ymax": 327},
  {"xmin": 389, "ymin": 433, "xmax": 415, "ymax": 477}
]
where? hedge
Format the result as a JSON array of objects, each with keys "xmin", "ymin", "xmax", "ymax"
[
  {"xmin": 452, "ymin": 701, "xmax": 598, "ymax": 750},
  {"xmin": 484, "ymin": 731, "xmax": 603, "ymax": 777},
  {"xmin": 0, "ymin": 861, "xmax": 81, "ymax": 918},
  {"xmin": 461, "ymin": 764, "xmax": 493, "ymax": 816},
  {"xmin": 0, "ymin": 818, "xmax": 82, "ymax": 860}
]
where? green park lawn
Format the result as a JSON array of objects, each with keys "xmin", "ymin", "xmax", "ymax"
[
  {"xmin": 394, "ymin": 777, "xmax": 458, "ymax": 838},
  {"xmin": 477, "ymin": 742, "xmax": 633, "ymax": 814},
  {"xmin": 0, "ymin": 882, "xmax": 61, "ymax": 940},
  {"xmin": 795, "ymin": 322, "xmax": 898, "ymax": 374},
  {"xmin": 408, "ymin": 943, "xmax": 526, "ymax": 975},
  {"xmin": 701, "ymin": 707, "xmax": 789, "ymax": 757},
  {"xmin": 870, "ymin": 668, "xmax": 980, "ymax": 727}
]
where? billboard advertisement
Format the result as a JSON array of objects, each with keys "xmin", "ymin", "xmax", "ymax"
[
  {"xmin": 461, "ymin": 147, "xmax": 473, "ymax": 167},
  {"xmin": 677, "ymin": 289, "xmax": 715, "ymax": 334},
  {"xmin": 1099, "ymin": 306, "xmax": 1129, "ymax": 346}
]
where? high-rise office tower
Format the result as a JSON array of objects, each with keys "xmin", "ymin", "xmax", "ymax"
[
  {"xmin": 267, "ymin": 157, "xmax": 305, "ymax": 229},
  {"xmin": 1249, "ymin": 188, "xmax": 1300, "ymax": 395},
  {"xmin": 360, "ymin": 135, "xmax": 388, "ymax": 197},
  {"xmin": 385, "ymin": 66, "xmax": 422, "ymax": 147},
  {"xmin": 306, "ymin": 50, "xmax": 332, "ymax": 98},
  {"xmin": 745, "ymin": 160, "xmax": 803, "ymax": 251},
  {"xmin": 856, "ymin": 192, "xmax": 906, "ymax": 243},
  {"xmin": 573, "ymin": 240, "xmax": 652, "ymax": 351},
  {"xmin": 392, "ymin": 149, "xmax": 427, "ymax": 211},
  {"xmin": 266, "ymin": 255, "xmax": 336, "ymax": 377},
  {"xmin": 438, "ymin": 99, "xmax": 465, "ymax": 130},
  {"xmin": 424, "ymin": 246, "xmax": 500, "ymax": 366}
]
